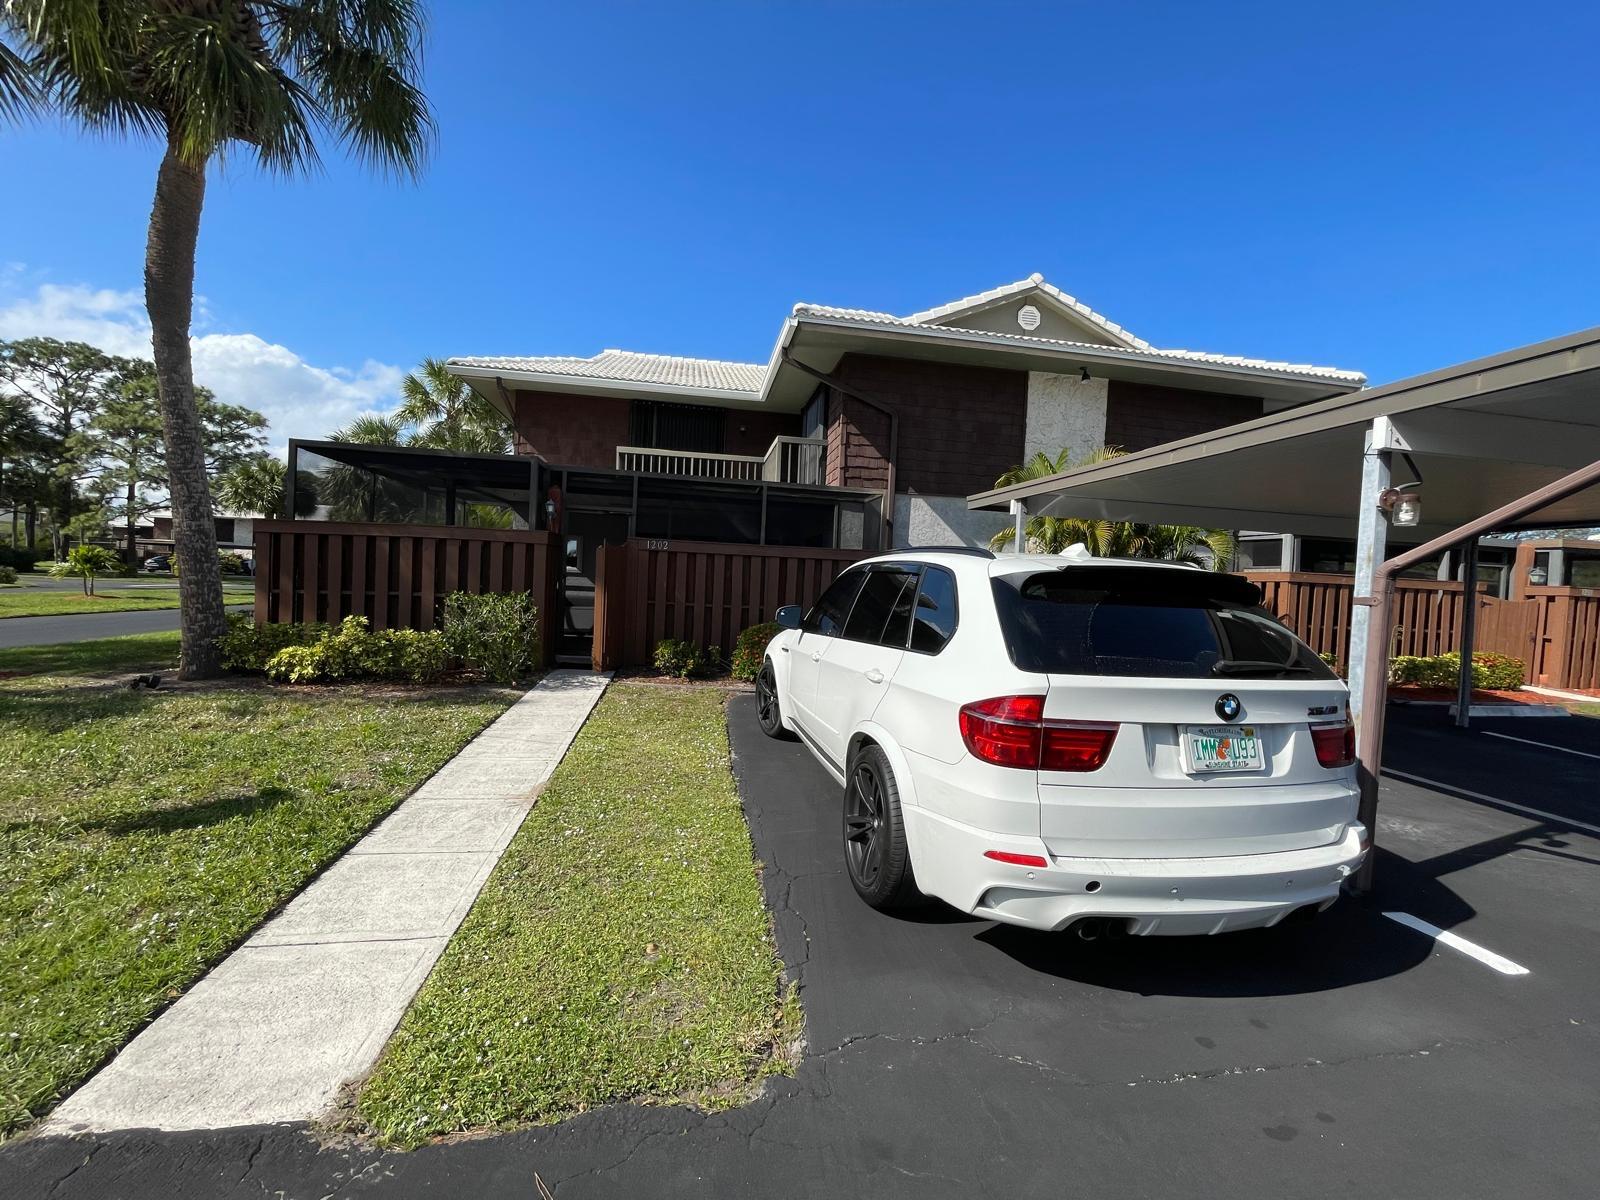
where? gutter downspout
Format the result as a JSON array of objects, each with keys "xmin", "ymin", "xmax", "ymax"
[
  {"xmin": 780, "ymin": 348, "xmax": 899, "ymax": 548},
  {"xmin": 1350, "ymin": 455, "xmax": 1600, "ymax": 895}
]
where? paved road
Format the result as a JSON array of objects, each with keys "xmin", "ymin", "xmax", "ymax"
[
  {"xmin": 0, "ymin": 604, "xmax": 251, "ymax": 648},
  {"xmin": 4, "ymin": 701, "xmax": 1597, "ymax": 1198}
]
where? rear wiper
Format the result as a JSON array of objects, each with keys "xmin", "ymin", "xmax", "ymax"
[{"xmin": 1211, "ymin": 659, "xmax": 1312, "ymax": 676}]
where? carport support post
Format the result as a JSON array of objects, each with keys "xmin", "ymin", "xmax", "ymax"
[
  {"xmin": 1010, "ymin": 499, "xmax": 1027, "ymax": 552},
  {"xmin": 1455, "ymin": 539, "xmax": 1480, "ymax": 728},
  {"xmin": 1347, "ymin": 419, "xmax": 1394, "ymax": 732}
]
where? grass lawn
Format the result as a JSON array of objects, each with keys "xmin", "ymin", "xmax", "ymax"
[
  {"xmin": 0, "ymin": 638, "xmax": 517, "ymax": 1137},
  {"xmin": 0, "ymin": 631, "xmax": 182, "ymax": 678},
  {"xmin": 359, "ymin": 682, "xmax": 794, "ymax": 1146},
  {"xmin": 0, "ymin": 584, "xmax": 252, "ymax": 619}
]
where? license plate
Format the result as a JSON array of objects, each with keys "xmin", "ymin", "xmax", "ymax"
[{"xmin": 1184, "ymin": 725, "xmax": 1265, "ymax": 773}]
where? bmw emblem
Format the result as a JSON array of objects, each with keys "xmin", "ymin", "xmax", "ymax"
[{"xmin": 1215, "ymin": 693, "xmax": 1243, "ymax": 722}]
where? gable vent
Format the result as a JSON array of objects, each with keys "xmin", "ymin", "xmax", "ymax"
[{"xmin": 1017, "ymin": 303, "xmax": 1042, "ymax": 331}]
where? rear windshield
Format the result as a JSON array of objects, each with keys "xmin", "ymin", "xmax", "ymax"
[{"xmin": 992, "ymin": 566, "xmax": 1335, "ymax": 680}]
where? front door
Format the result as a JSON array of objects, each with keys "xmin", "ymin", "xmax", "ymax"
[{"xmin": 557, "ymin": 512, "xmax": 630, "ymax": 663}]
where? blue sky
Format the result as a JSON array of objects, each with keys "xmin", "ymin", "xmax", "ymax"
[{"xmin": 3, "ymin": 0, "xmax": 1598, "ymax": 444}]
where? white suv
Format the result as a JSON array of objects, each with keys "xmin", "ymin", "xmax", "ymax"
[{"xmin": 755, "ymin": 548, "xmax": 1367, "ymax": 938}]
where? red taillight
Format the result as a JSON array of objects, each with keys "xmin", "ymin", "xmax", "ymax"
[
  {"xmin": 958, "ymin": 696, "xmax": 1118, "ymax": 772},
  {"xmin": 1311, "ymin": 720, "xmax": 1355, "ymax": 768},
  {"xmin": 984, "ymin": 849, "xmax": 1049, "ymax": 868}
]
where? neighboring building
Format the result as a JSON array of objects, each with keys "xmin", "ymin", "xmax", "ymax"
[
  {"xmin": 444, "ymin": 274, "xmax": 1364, "ymax": 550},
  {"xmin": 141, "ymin": 512, "xmax": 259, "ymax": 560}
]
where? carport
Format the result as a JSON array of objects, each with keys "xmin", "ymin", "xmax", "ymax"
[{"xmin": 968, "ymin": 326, "xmax": 1600, "ymax": 890}]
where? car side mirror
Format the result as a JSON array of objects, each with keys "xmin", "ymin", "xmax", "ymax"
[{"xmin": 775, "ymin": 604, "xmax": 802, "ymax": 630}]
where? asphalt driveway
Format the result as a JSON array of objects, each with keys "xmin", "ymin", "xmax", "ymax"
[{"xmin": 4, "ymin": 699, "xmax": 1598, "ymax": 1198}]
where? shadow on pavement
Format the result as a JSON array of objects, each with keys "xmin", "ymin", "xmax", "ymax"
[{"xmin": 971, "ymin": 847, "xmax": 1468, "ymax": 997}]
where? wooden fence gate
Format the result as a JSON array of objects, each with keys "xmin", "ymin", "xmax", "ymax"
[{"xmin": 592, "ymin": 539, "xmax": 869, "ymax": 670}]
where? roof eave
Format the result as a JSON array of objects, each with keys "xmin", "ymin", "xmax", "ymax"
[
  {"xmin": 446, "ymin": 363, "xmax": 766, "ymax": 411},
  {"xmin": 782, "ymin": 315, "xmax": 1364, "ymax": 402}
]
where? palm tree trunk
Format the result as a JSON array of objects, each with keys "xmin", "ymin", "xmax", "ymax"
[{"xmin": 145, "ymin": 138, "xmax": 225, "ymax": 679}]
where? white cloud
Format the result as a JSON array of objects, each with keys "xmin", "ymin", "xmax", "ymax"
[{"xmin": 0, "ymin": 279, "xmax": 404, "ymax": 453}]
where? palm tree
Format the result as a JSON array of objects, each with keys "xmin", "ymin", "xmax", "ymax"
[
  {"xmin": 989, "ymin": 446, "xmax": 1236, "ymax": 570},
  {"xmin": 396, "ymin": 358, "xmax": 511, "ymax": 454},
  {"xmin": 2, "ymin": 3, "xmax": 433, "ymax": 677},
  {"xmin": 214, "ymin": 454, "xmax": 286, "ymax": 519}
]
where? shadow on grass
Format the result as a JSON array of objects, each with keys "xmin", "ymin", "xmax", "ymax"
[{"xmin": 78, "ymin": 785, "xmax": 296, "ymax": 837}]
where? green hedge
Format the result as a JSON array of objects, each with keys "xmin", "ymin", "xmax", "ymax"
[
  {"xmin": 730, "ymin": 622, "xmax": 782, "ymax": 682},
  {"xmin": 1390, "ymin": 651, "xmax": 1524, "ymax": 690}
]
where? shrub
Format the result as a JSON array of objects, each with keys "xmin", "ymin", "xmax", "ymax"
[
  {"xmin": 264, "ymin": 622, "xmax": 450, "ymax": 685},
  {"xmin": 218, "ymin": 551, "xmax": 248, "ymax": 574},
  {"xmin": 1389, "ymin": 651, "xmax": 1524, "ymax": 690},
  {"xmin": 0, "ymin": 546, "xmax": 37, "ymax": 571},
  {"xmin": 219, "ymin": 613, "xmax": 325, "ymax": 672},
  {"xmin": 654, "ymin": 637, "xmax": 712, "ymax": 679},
  {"xmin": 730, "ymin": 622, "xmax": 782, "ymax": 682},
  {"xmin": 441, "ymin": 591, "xmax": 541, "ymax": 685},
  {"xmin": 0, "ymin": 565, "xmax": 16, "ymax": 585}
]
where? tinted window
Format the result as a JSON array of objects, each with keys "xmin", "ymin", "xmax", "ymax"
[
  {"xmin": 803, "ymin": 569, "xmax": 866, "ymax": 636},
  {"xmin": 909, "ymin": 566, "xmax": 959, "ymax": 654},
  {"xmin": 843, "ymin": 567, "xmax": 920, "ymax": 645},
  {"xmin": 992, "ymin": 567, "xmax": 1334, "ymax": 679}
]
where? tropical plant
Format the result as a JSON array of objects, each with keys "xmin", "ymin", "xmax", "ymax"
[
  {"xmin": 988, "ymin": 446, "xmax": 1236, "ymax": 570},
  {"xmin": 441, "ymin": 591, "xmax": 541, "ymax": 684},
  {"xmin": 54, "ymin": 543, "xmax": 122, "ymax": 595},
  {"xmin": 1, "ymin": 2, "xmax": 434, "ymax": 678},
  {"xmin": 397, "ymin": 358, "xmax": 512, "ymax": 454},
  {"xmin": 215, "ymin": 454, "xmax": 287, "ymax": 519}
]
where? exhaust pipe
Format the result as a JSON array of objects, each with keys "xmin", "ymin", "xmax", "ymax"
[{"xmin": 1073, "ymin": 918, "xmax": 1106, "ymax": 942}]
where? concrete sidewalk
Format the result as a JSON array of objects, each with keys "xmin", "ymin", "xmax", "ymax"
[{"xmin": 46, "ymin": 669, "xmax": 610, "ymax": 1134}]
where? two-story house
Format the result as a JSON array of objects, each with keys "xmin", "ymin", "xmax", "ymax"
[{"xmin": 443, "ymin": 273, "xmax": 1363, "ymax": 552}]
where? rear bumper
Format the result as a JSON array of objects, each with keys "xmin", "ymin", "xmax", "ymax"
[{"xmin": 908, "ymin": 809, "xmax": 1367, "ymax": 935}]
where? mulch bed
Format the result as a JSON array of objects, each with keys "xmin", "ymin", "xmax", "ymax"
[{"xmin": 1389, "ymin": 686, "xmax": 1540, "ymax": 705}]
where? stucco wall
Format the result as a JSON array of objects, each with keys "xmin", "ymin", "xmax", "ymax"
[
  {"xmin": 1024, "ymin": 372, "xmax": 1109, "ymax": 463},
  {"xmin": 892, "ymin": 492, "xmax": 1010, "ymax": 550}
]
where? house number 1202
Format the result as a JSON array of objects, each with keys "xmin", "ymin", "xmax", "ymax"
[{"xmin": 646, "ymin": 539, "xmax": 671, "ymax": 551}]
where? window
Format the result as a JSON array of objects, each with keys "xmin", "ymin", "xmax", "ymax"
[
  {"xmin": 804, "ymin": 569, "xmax": 867, "ymax": 636},
  {"xmin": 991, "ymin": 566, "xmax": 1333, "ymax": 680},
  {"xmin": 909, "ymin": 565, "xmax": 958, "ymax": 654},
  {"xmin": 843, "ymin": 567, "xmax": 920, "ymax": 645},
  {"xmin": 629, "ymin": 400, "xmax": 726, "ymax": 452}
]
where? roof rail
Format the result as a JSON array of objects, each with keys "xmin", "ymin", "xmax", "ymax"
[{"xmin": 889, "ymin": 545, "xmax": 996, "ymax": 559}]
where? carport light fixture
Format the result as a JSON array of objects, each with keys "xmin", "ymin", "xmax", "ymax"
[
  {"xmin": 1379, "ymin": 487, "xmax": 1423, "ymax": 528},
  {"xmin": 1079, "ymin": 366, "xmax": 1091, "ymax": 382}
]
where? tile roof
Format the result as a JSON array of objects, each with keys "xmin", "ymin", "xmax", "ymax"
[
  {"xmin": 450, "ymin": 349, "xmax": 764, "ymax": 394},
  {"xmin": 451, "ymin": 276, "xmax": 1364, "ymax": 394},
  {"xmin": 789, "ymin": 303, "xmax": 1366, "ymax": 384},
  {"xmin": 898, "ymin": 272, "xmax": 1151, "ymax": 349}
]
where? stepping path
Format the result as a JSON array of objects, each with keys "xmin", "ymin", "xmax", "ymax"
[{"xmin": 47, "ymin": 669, "xmax": 610, "ymax": 1134}]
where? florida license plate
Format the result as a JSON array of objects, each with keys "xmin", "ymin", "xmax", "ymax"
[{"xmin": 1184, "ymin": 725, "xmax": 1265, "ymax": 773}]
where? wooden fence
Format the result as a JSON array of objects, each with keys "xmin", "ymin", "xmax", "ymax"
[
  {"xmin": 253, "ymin": 521, "xmax": 558, "ymax": 658},
  {"xmin": 593, "ymin": 539, "xmax": 868, "ymax": 670},
  {"xmin": 1526, "ymin": 587, "xmax": 1600, "ymax": 690},
  {"xmin": 1248, "ymin": 572, "xmax": 1507, "ymax": 662}
]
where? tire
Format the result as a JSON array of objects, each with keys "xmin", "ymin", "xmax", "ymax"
[
  {"xmin": 842, "ymin": 743, "xmax": 920, "ymax": 911},
  {"xmin": 755, "ymin": 661, "xmax": 794, "ymax": 740}
]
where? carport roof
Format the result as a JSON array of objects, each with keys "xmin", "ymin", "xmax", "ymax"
[{"xmin": 968, "ymin": 326, "xmax": 1600, "ymax": 539}]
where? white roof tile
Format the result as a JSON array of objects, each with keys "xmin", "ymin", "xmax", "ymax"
[
  {"xmin": 452, "ymin": 276, "xmax": 1364, "ymax": 394},
  {"xmin": 790, "ymin": 303, "xmax": 1365, "ymax": 384},
  {"xmin": 450, "ymin": 349, "xmax": 764, "ymax": 393}
]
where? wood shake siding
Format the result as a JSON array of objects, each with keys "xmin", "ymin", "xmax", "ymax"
[
  {"xmin": 1103, "ymin": 380, "xmax": 1262, "ymax": 452},
  {"xmin": 827, "ymin": 354, "xmax": 1028, "ymax": 496}
]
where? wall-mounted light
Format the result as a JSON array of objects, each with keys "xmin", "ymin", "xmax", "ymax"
[
  {"xmin": 1079, "ymin": 366, "xmax": 1091, "ymax": 383},
  {"xmin": 1528, "ymin": 566, "xmax": 1549, "ymax": 586},
  {"xmin": 1379, "ymin": 487, "xmax": 1423, "ymax": 527}
]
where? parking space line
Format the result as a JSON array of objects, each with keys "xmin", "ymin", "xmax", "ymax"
[
  {"xmin": 1481, "ymin": 729, "xmax": 1600, "ymax": 762},
  {"xmin": 1383, "ymin": 912, "xmax": 1530, "ymax": 977},
  {"xmin": 1383, "ymin": 768, "xmax": 1600, "ymax": 838}
]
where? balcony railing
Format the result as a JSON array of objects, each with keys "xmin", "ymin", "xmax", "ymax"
[{"xmin": 616, "ymin": 436, "xmax": 825, "ymax": 486}]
